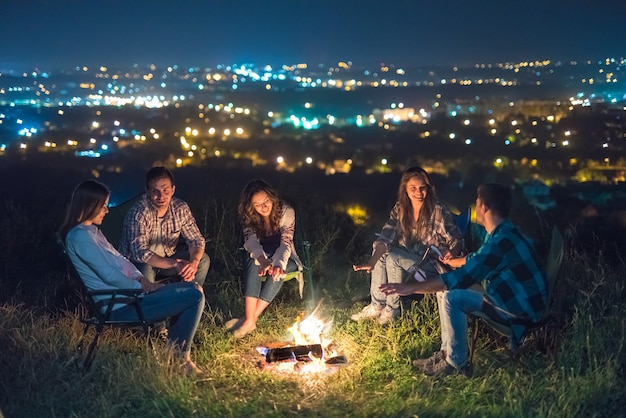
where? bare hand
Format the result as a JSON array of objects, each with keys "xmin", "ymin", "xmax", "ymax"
[
  {"xmin": 258, "ymin": 262, "xmax": 272, "ymax": 277},
  {"xmin": 177, "ymin": 259, "xmax": 198, "ymax": 282},
  {"xmin": 379, "ymin": 282, "xmax": 418, "ymax": 296},
  {"xmin": 440, "ymin": 254, "xmax": 466, "ymax": 269},
  {"xmin": 138, "ymin": 276, "xmax": 163, "ymax": 293},
  {"xmin": 353, "ymin": 263, "xmax": 374, "ymax": 273},
  {"xmin": 270, "ymin": 266, "xmax": 286, "ymax": 281}
]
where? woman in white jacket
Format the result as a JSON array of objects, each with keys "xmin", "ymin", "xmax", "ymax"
[{"xmin": 226, "ymin": 179, "xmax": 303, "ymax": 338}]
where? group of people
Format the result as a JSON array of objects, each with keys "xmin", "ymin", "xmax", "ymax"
[
  {"xmin": 351, "ymin": 168, "xmax": 548, "ymax": 378},
  {"xmin": 60, "ymin": 164, "xmax": 548, "ymax": 379},
  {"xmin": 59, "ymin": 168, "xmax": 301, "ymax": 373}
]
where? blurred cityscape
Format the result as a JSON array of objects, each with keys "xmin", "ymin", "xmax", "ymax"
[{"xmin": 1, "ymin": 57, "xmax": 626, "ymax": 212}]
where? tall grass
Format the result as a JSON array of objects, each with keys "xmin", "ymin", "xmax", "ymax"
[
  {"xmin": 1, "ymin": 246, "xmax": 625, "ymax": 417},
  {"xmin": 1, "ymin": 167, "xmax": 625, "ymax": 417}
]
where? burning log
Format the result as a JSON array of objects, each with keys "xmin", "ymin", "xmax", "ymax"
[
  {"xmin": 256, "ymin": 301, "xmax": 348, "ymax": 374},
  {"xmin": 263, "ymin": 344, "xmax": 323, "ymax": 363}
]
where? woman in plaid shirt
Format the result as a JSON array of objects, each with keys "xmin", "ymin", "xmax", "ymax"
[
  {"xmin": 225, "ymin": 179, "xmax": 304, "ymax": 338},
  {"xmin": 352, "ymin": 166, "xmax": 463, "ymax": 325},
  {"xmin": 380, "ymin": 183, "xmax": 548, "ymax": 377}
]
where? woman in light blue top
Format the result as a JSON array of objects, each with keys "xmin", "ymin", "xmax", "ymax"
[{"xmin": 59, "ymin": 180, "xmax": 204, "ymax": 374}]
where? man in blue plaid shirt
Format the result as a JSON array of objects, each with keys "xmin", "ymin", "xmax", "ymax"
[{"xmin": 380, "ymin": 183, "xmax": 547, "ymax": 377}]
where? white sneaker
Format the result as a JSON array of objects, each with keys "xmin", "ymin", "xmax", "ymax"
[
  {"xmin": 377, "ymin": 306, "xmax": 400, "ymax": 325},
  {"xmin": 350, "ymin": 304, "xmax": 383, "ymax": 321}
]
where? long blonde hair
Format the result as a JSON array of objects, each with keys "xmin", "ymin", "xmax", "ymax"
[{"xmin": 396, "ymin": 166, "xmax": 436, "ymax": 243}]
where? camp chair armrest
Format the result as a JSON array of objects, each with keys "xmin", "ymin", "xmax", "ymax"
[
  {"xmin": 87, "ymin": 289, "xmax": 143, "ymax": 298},
  {"xmin": 88, "ymin": 289, "xmax": 146, "ymax": 318}
]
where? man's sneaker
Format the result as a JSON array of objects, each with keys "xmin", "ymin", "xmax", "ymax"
[
  {"xmin": 377, "ymin": 306, "xmax": 400, "ymax": 325},
  {"xmin": 350, "ymin": 304, "xmax": 383, "ymax": 321},
  {"xmin": 422, "ymin": 358, "xmax": 470, "ymax": 377},
  {"xmin": 412, "ymin": 350, "xmax": 445, "ymax": 370}
]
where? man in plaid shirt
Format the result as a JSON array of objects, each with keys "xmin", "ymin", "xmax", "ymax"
[
  {"xmin": 380, "ymin": 183, "xmax": 547, "ymax": 377},
  {"xmin": 119, "ymin": 167, "xmax": 210, "ymax": 286}
]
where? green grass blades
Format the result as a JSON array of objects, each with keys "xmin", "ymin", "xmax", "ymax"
[{"xmin": 2, "ymin": 252, "xmax": 625, "ymax": 418}]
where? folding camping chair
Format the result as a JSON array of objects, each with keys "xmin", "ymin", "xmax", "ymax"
[
  {"xmin": 56, "ymin": 234, "xmax": 153, "ymax": 370},
  {"xmin": 452, "ymin": 207, "xmax": 472, "ymax": 242},
  {"xmin": 467, "ymin": 226, "xmax": 565, "ymax": 366}
]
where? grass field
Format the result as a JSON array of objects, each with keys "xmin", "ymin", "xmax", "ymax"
[
  {"xmin": 1, "ymin": 249, "xmax": 625, "ymax": 418},
  {"xmin": 1, "ymin": 167, "xmax": 625, "ymax": 417}
]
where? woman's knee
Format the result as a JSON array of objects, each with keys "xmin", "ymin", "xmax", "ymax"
[{"xmin": 260, "ymin": 280, "xmax": 283, "ymax": 302}]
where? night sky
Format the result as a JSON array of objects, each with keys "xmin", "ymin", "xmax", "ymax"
[{"xmin": 1, "ymin": 0, "xmax": 625, "ymax": 70}]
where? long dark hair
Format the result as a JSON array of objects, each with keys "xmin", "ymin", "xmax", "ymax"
[
  {"xmin": 396, "ymin": 166, "xmax": 437, "ymax": 242},
  {"xmin": 58, "ymin": 180, "xmax": 110, "ymax": 241},
  {"xmin": 238, "ymin": 179, "xmax": 283, "ymax": 237}
]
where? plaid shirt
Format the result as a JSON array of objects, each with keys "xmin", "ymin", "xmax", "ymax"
[
  {"xmin": 442, "ymin": 220, "xmax": 548, "ymax": 324},
  {"xmin": 375, "ymin": 201, "xmax": 462, "ymax": 257},
  {"xmin": 119, "ymin": 195, "xmax": 205, "ymax": 263}
]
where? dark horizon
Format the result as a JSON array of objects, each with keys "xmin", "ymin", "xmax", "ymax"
[{"xmin": 1, "ymin": 0, "xmax": 625, "ymax": 70}]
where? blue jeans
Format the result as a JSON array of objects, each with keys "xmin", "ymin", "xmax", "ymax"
[
  {"xmin": 133, "ymin": 251, "xmax": 210, "ymax": 286},
  {"xmin": 109, "ymin": 282, "xmax": 204, "ymax": 356},
  {"xmin": 244, "ymin": 257, "xmax": 298, "ymax": 303},
  {"xmin": 437, "ymin": 288, "xmax": 484, "ymax": 368},
  {"xmin": 370, "ymin": 246, "xmax": 439, "ymax": 310}
]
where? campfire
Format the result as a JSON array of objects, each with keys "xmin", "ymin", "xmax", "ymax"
[{"xmin": 256, "ymin": 303, "xmax": 347, "ymax": 374}]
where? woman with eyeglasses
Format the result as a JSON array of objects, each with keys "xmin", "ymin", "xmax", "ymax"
[
  {"xmin": 351, "ymin": 166, "xmax": 463, "ymax": 325},
  {"xmin": 225, "ymin": 179, "xmax": 303, "ymax": 338},
  {"xmin": 59, "ymin": 180, "xmax": 205, "ymax": 374}
]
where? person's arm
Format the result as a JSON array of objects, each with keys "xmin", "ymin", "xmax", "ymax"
[
  {"xmin": 353, "ymin": 203, "xmax": 399, "ymax": 272},
  {"xmin": 353, "ymin": 242, "xmax": 387, "ymax": 272},
  {"xmin": 177, "ymin": 246, "xmax": 205, "ymax": 282},
  {"xmin": 136, "ymin": 275, "xmax": 164, "ymax": 293},
  {"xmin": 178, "ymin": 202, "xmax": 206, "ymax": 259},
  {"xmin": 243, "ymin": 226, "xmax": 268, "ymax": 261},
  {"xmin": 377, "ymin": 202, "xmax": 400, "ymax": 245},
  {"xmin": 380, "ymin": 277, "xmax": 446, "ymax": 296},
  {"xmin": 124, "ymin": 206, "xmax": 164, "ymax": 266},
  {"xmin": 271, "ymin": 206, "xmax": 295, "ymax": 273},
  {"xmin": 161, "ymin": 199, "xmax": 205, "ymax": 282},
  {"xmin": 442, "ymin": 236, "xmax": 503, "ymax": 291},
  {"xmin": 440, "ymin": 254, "xmax": 467, "ymax": 269},
  {"xmin": 242, "ymin": 226, "xmax": 272, "ymax": 275},
  {"xmin": 433, "ymin": 203, "xmax": 463, "ymax": 257},
  {"xmin": 147, "ymin": 253, "xmax": 183, "ymax": 269},
  {"xmin": 68, "ymin": 227, "xmax": 143, "ymax": 290}
]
